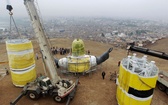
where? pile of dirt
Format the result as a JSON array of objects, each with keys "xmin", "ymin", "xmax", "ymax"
[{"xmin": 0, "ymin": 38, "xmax": 168, "ymax": 105}]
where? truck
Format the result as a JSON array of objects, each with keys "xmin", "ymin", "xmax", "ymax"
[
  {"xmin": 10, "ymin": 0, "xmax": 78, "ymax": 104},
  {"xmin": 127, "ymin": 44, "xmax": 168, "ymax": 95}
]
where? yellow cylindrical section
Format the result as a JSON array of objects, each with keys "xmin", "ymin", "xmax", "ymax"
[
  {"xmin": 6, "ymin": 39, "xmax": 33, "ymax": 51},
  {"xmin": 6, "ymin": 39, "xmax": 36, "ymax": 87},
  {"xmin": 117, "ymin": 86, "xmax": 152, "ymax": 105},
  {"xmin": 11, "ymin": 66, "xmax": 36, "ymax": 87},
  {"xmin": 7, "ymin": 50, "xmax": 35, "ymax": 69},
  {"xmin": 68, "ymin": 56, "xmax": 90, "ymax": 72},
  {"xmin": 116, "ymin": 63, "xmax": 157, "ymax": 105}
]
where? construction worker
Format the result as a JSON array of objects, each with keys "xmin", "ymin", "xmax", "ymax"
[
  {"xmin": 88, "ymin": 50, "xmax": 90, "ymax": 55},
  {"xmin": 5, "ymin": 68, "xmax": 9, "ymax": 75},
  {"xmin": 102, "ymin": 71, "xmax": 106, "ymax": 79}
]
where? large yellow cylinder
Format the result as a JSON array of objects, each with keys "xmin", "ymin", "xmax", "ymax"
[
  {"xmin": 116, "ymin": 55, "xmax": 158, "ymax": 105},
  {"xmin": 6, "ymin": 39, "xmax": 36, "ymax": 87}
]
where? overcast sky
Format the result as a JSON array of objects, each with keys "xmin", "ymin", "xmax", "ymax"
[{"xmin": 0, "ymin": 0, "xmax": 168, "ymax": 20}]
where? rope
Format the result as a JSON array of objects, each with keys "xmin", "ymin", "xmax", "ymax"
[{"xmin": 9, "ymin": 12, "xmax": 22, "ymax": 39}]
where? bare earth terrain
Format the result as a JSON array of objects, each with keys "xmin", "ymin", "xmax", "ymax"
[{"xmin": 0, "ymin": 38, "xmax": 168, "ymax": 105}]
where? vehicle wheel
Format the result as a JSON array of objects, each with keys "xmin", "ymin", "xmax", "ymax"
[
  {"xmin": 53, "ymin": 94, "xmax": 64, "ymax": 103},
  {"xmin": 27, "ymin": 91, "xmax": 40, "ymax": 100},
  {"xmin": 158, "ymin": 83, "xmax": 166, "ymax": 91},
  {"xmin": 165, "ymin": 88, "xmax": 168, "ymax": 95}
]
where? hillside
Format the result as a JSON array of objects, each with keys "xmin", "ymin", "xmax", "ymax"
[
  {"xmin": 147, "ymin": 38, "xmax": 168, "ymax": 53},
  {"xmin": 0, "ymin": 38, "xmax": 168, "ymax": 105}
]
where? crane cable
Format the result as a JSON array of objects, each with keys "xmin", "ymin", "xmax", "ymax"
[{"xmin": 6, "ymin": 5, "xmax": 22, "ymax": 39}]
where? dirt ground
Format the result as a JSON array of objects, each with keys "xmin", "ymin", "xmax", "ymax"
[{"xmin": 0, "ymin": 38, "xmax": 168, "ymax": 105}]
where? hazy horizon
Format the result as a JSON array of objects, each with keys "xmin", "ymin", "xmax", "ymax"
[{"xmin": 0, "ymin": 0, "xmax": 168, "ymax": 21}]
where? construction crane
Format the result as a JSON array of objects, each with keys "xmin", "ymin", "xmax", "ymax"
[
  {"xmin": 10, "ymin": 0, "xmax": 78, "ymax": 104},
  {"xmin": 127, "ymin": 45, "xmax": 168, "ymax": 95}
]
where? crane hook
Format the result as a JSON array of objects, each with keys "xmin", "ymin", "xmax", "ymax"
[{"xmin": 6, "ymin": 5, "xmax": 13, "ymax": 15}]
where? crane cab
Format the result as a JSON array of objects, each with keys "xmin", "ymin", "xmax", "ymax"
[{"xmin": 37, "ymin": 76, "xmax": 53, "ymax": 90}]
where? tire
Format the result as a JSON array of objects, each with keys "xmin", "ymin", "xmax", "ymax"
[
  {"xmin": 165, "ymin": 88, "xmax": 168, "ymax": 95},
  {"xmin": 27, "ymin": 91, "xmax": 40, "ymax": 100},
  {"xmin": 158, "ymin": 83, "xmax": 166, "ymax": 91},
  {"xmin": 53, "ymin": 94, "xmax": 65, "ymax": 103}
]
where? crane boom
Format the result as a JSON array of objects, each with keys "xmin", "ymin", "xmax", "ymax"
[
  {"xmin": 24, "ymin": 0, "xmax": 60, "ymax": 84},
  {"xmin": 128, "ymin": 45, "xmax": 168, "ymax": 60}
]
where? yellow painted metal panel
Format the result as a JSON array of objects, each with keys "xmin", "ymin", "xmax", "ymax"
[
  {"xmin": 68, "ymin": 57, "xmax": 90, "ymax": 72},
  {"xmin": 117, "ymin": 85, "xmax": 152, "ymax": 105},
  {"xmin": 118, "ymin": 65, "xmax": 130, "ymax": 92},
  {"xmin": 8, "ymin": 52, "xmax": 35, "ymax": 69},
  {"xmin": 6, "ymin": 40, "xmax": 33, "ymax": 51},
  {"xmin": 119, "ymin": 65, "xmax": 157, "ymax": 91},
  {"xmin": 11, "ymin": 67, "xmax": 36, "ymax": 87},
  {"xmin": 139, "ymin": 76, "xmax": 158, "ymax": 88}
]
